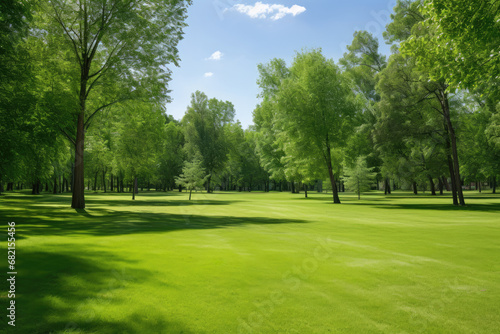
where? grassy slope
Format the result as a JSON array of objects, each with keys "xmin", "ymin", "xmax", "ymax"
[{"xmin": 0, "ymin": 190, "xmax": 499, "ymax": 333}]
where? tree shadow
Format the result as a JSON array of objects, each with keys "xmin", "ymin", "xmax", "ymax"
[
  {"xmin": 12, "ymin": 209, "xmax": 308, "ymax": 237},
  {"xmin": 0, "ymin": 193, "xmax": 309, "ymax": 238},
  {"xmin": 1, "ymin": 249, "xmax": 193, "ymax": 333},
  {"xmin": 344, "ymin": 202, "xmax": 500, "ymax": 212}
]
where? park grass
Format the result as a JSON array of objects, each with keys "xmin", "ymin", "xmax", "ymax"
[{"xmin": 0, "ymin": 190, "xmax": 499, "ymax": 334}]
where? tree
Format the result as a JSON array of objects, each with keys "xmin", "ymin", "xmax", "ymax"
[
  {"xmin": 157, "ymin": 120, "xmax": 185, "ymax": 191},
  {"xmin": 175, "ymin": 156, "xmax": 209, "ymax": 200},
  {"xmin": 401, "ymin": 0, "xmax": 500, "ymax": 91},
  {"xmin": 253, "ymin": 59, "xmax": 290, "ymax": 187},
  {"xmin": 182, "ymin": 91, "xmax": 234, "ymax": 193},
  {"xmin": 380, "ymin": 2, "xmax": 466, "ymax": 206},
  {"xmin": 343, "ymin": 157, "xmax": 376, "ymax": 199},
  {"xmin": 114, "ymin": 102, "xmax": 164, "ymax": 200},
  {"xmin": 38, "ymin": 0, "xmax": 191, "ymax": 208},
  {"xmin": 275, "ymin": 49, "xmax": 358, "ymax": 203},
  {"xmin": 339, "ymin": 31, "xmax": 386, "ymax": 190}
]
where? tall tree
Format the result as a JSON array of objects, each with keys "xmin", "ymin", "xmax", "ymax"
[
  {"xmin": 276, "ymin": 49, "xmax": 358, "ymax": 203},
  {"xmin": 38, "ymin": 0, "xmax": 191, "ymax": 208},
  {"xmin": 381, "ymin": 0, "xmax": 466, "ymax": 205},
  {"xmin": 182, "ymin": 91, "xmax": 235, "ymax": 193}
]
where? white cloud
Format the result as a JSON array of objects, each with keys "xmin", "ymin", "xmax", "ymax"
[
  {"xmin": 204, "ymin": 72, "xmax": 214, "ymax": 77},
  {"xmin": 207, "ymin": 51, "xmax": 223, "ymax": 61},
  {"xmin": 231, "ymin": 2, "xmax": 306, "ymax": 20}
]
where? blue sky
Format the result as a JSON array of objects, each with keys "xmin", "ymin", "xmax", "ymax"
[{"xmin": 167, "ymin": 0, "xmax": 397, "ymax": 128}]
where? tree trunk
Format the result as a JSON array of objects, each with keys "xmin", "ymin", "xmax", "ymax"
[
  {"xmin": 304, "ymin": 184, "xmax": 308, "ymax": 198},
  {"xmin": 438, "ymin": 177, "xmax": 444, "ymax": 195},
  {"xmin": 110, "ymin": 174, "xmax": 114, "ymax": 192},
  {"xmin": 327, "ymin": 165, "xmax": 341, "ymax": 204},
  {"xmin": 189, "ymin": 188, "xmax": 192, "ymax": 200},
  {"xmin": 384, "ymin": 178, "xmax": 392, "ymax": 195},
  {"xmin": 441, "ymin": 91, "xmax": 465, "ymax": 206},
  {"xmin": 72, "ymin": 109, "xmax": 86, "ymax": 208},
  {"xmin": 413, "ymin": 182, "xmax": 418, "ymax": 195},
  {"xmin": 478, "ymin": 180, "xmax": 481, "ymax": 193},
  {"xmin": 207, "ymin": 174, "xmax": 212, "ymax": 193},
  {"xmin": 53, "ymin": 176, "xmax": 58, "ymax": 194},
  {"xmin": 428, "ymin": 176, "xmax": 436, "ymax": 196},
  {"xmin": 357, "ymin": 179, "xmax": 360, "ymax": 200},
  {"xmin": 102, "ymin": 169, "xmax": 107, "ymax": 193},
  {"xmin": 132, "ymin": 177, "xmax": 138, "ymax": 200},
  {"xmin": 93, "ymin": 171, "xmax": 98, "ymax": 191},
  {"xmin": 493, "ymin": 178, "xmax": 497, "ymax": 194}
]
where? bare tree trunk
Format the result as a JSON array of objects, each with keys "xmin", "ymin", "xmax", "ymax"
[
  {"xmin": 428, "ymin": 176, "xmax": 436, "ymax": 195},
  {"xmin": 413, "ymin": 182, "xmax": 418, "ymax": 195},
  {"xmin": 72, "ymin": 110, "xmax": 86, "ymax": 208},
  {"xmin": 132, "ymin": 177, "xmax": 138, "ymax": 200},
  {"xmin": 441, "ymin": 91, "xmax": 465, "ymax": 206},
  {"xmin": 102, "ymin": 169, "xmax": 107, "ymax": 193},
  {"xmin": 93, "ymin": 171, "xmax": 98, "ymax": 191}
]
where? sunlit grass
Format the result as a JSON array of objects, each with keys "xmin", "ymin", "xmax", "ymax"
[{"xmin": 0, "ymin": 190, "xmax": 499, "ymax": 333}]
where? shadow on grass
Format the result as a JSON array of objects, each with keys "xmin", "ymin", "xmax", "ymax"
[
  {"xmin": 344, "ymin": 202, "xmax": 500, "ymax": 212},
  {"xmin": 1, "ymin": 248, "xmax": 193, "ymax": 334},
  {"xmin": 0, "ymin": 193, "xmax": 309, "ymax": 238}
]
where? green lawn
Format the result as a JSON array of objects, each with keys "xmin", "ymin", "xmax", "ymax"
[{"xmin": 1, "ymin": 190, "xmax": 499, "ymax": 333}]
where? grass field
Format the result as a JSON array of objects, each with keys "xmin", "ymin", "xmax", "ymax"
[{"xmin": 0, "ymin": 190, "xmax": 499, "ymax": 333}]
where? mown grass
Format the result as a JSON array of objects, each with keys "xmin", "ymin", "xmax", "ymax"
[{"xmin": 0, "ymin": 190, "xmax": 499, "ymax": 333}]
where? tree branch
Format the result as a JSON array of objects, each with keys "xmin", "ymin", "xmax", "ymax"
[
  {"xmin": 58, "ymin": 126, "xmax": 76, "ymax": 147},
  {"xmin": 84, "ymin": 99, "xmax": 124, "ymax": 129},
  {"xmin": 51, "ymin": 3, "xmax": 82, "ymax": 67}
]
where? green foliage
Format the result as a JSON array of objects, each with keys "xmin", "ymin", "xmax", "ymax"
[
  {"xmin": 401, "ymin": 0, "xmax": 500, "ymax": 91},
  {"xmin": 175, "ymin": 156, "xmax": 209, "ymax": 199},
  {"xmin": 157, "ymin": 121, "xmax": 185, "ymax": 190},
  {"xmin": 182, "ymin": 91, "xmax": 235, "ymax": 191},
  {"xmin": 343, "ymin": 156, "xmax": 376, "ymax": 199},
  {"xmin": 275, "ymin": 49, "xmax": 359, "ymax": 201},
  {"xmin": 114, "ymin": 102, "xmax": 164, "ymax": 183}
]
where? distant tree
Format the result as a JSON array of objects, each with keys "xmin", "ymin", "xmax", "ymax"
[
  {"xmin": 114, "ymin": 102, "xmax": 164, "ymax": 200},
  {"xmin": 175, "ymin": 156, "xmax": 209, "ymax": 200},
  {"xmin": 157, "ymin": 121, "xmax": 185, "ymax": 191},
  {"xmin": 253, "ymin": 59, "xmax": 290, "ymax": 186},
  {"xmin": 343, "ymin": 157, "xmax": 376, "ymax": 200},
  {"xmin": 182, "ymin": 91, "xmax": 234, "ymax": 193}
]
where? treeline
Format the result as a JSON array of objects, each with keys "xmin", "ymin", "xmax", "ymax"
[{"xmin": 1, "ymin": 0, "xmax": 499, "ymax": 207}]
